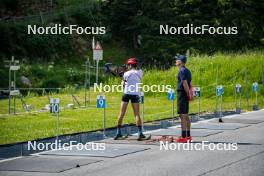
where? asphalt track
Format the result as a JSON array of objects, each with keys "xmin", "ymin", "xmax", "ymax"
[{"xmin": 0, "ymin": 110, "xmax": 264, "ymax": 176}]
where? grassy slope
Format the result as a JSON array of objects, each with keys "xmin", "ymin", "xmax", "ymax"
[{"xmin": 0, "ymin": 51, "xmax": 264, "ymax": 145}]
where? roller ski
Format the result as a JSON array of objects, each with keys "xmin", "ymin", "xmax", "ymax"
[
  {"xmin": 113, "ymin": 134, "xmax": 129, "ymax": 140},
  {"xmin": 137, "ymin": 134, "xmax": 151, "ymax": 141}
]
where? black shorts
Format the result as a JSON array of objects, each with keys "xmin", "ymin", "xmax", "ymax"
[
  {"xmin": 177, "ymin": 91, "xmax": 189, "ymax": 114},
  {"xmin": 122, "ymin": 94, "xmax": 140, "ymax": 103}
]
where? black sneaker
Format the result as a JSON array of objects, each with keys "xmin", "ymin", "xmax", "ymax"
[
  {"xmin": 114, "ymin": 133, "xmax": 126, "ymax": 140},
  {"xmin": 137, "ymin": 133, "xmax": 146, "ymax": 141}
]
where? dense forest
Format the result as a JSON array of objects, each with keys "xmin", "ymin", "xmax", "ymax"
[
  {"xmin": 0, "ymin": 0, "xmax": 263, "ymax": 62},
  {"xmin": 0, "ymin": 0, "xmax": 263, "ymax": 89}
]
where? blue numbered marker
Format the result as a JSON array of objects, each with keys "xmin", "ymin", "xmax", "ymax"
[
  {"xmin": 50, "ymin": 98, "xmax": 60, "ymax": 113},
  {"xmin": 252, "ymin": 82, "xmax": 258, "ymax": 92},
  {"xmin": 235, "ymin": 84, "xmax": 242, "ymax": 93},
  {"xmin": 194, "ymin": 87, "xmax": 201, "ymax": 97},
  {"xmin": 97, "ymin": 95, "xmax": 106, "ymax": 108},
  {"xmin": 216, "ymin": 85, "xmax": 223, "ymax": 96},
  {"xmin": 168, "ymin": 89, "xmax": 175, "ymax": 100}
]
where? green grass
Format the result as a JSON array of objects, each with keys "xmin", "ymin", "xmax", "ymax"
[
  {"xmin": 0, "ymin": 90, "xmax": 263, "ymax": 145},
  {"xmin": 0, "ymin": 50, "xmax": 264, "ymax": 145},
  {"xmin": 141, "ymin": 51, "xmax": 264, "ymax": 96}
]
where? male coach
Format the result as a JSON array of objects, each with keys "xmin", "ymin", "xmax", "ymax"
[{"xmin": 175, "ymin": 55, "xmax": 193, "ymax": 143}]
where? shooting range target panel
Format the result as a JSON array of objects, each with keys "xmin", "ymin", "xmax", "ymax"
[
  {"xmin": 191, "ymin": 123, "xmax": 250, "ymax": 130},
  {"xmin": 209, "ymin": 118, "xmax": 264, "ymax": 124},
  {"xmin": 0, "ymin": 156, "xmax": 101, "ymax": 173},
  {"xmin": 40, "ymin": 144, "xmax": 150, "ymax": 158},
  {"xmin": 149, "ymin": 128, "xmax": 223, "ymax": 137},
  {"xmin": 225, "ymin": 111, "xmax": 264, "ymax": 120}
]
